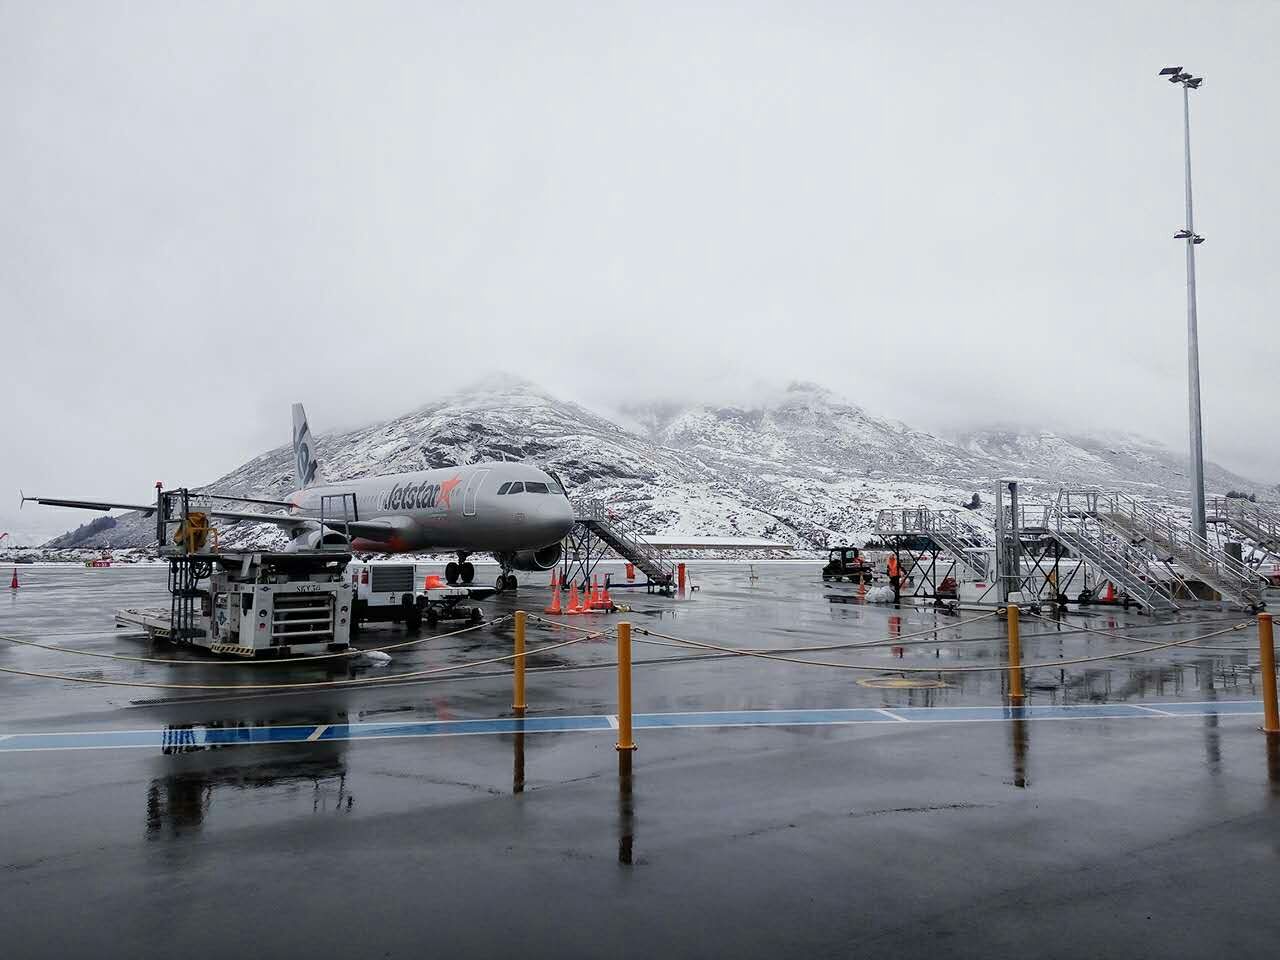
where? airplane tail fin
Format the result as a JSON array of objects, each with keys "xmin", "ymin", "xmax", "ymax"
[{"xmin": 291, "ymin": 403, "xmax": 321, "ymax": 489}]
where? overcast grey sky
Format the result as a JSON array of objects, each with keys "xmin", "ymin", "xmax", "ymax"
[{"xmin": 3, "ymin": 1, "xmax": 1277, "ymax": 542}]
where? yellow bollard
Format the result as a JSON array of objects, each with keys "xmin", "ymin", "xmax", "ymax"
[
  {"xmin": 1007, "ymin": 603, "xmax": 1024, "ymax": 702},
  {"xmin": 513, "ymin": 610, "xmax": 527, "ymax": 714},
  {"xmin": 616, "ymin": 621, "xmax": 637, "ymax": 752},
  {"xmin": 1260, "ymin": 614, "xmax": 1279, "ymax": 735}
]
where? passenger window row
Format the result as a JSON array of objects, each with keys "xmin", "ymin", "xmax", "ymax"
[{"xmin": 496, "ymin": 481, "xmax": 551, "ymax": 495}]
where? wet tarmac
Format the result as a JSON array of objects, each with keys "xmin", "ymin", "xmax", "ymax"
[{"xmin": 2, "ymin": 563, "xmax": 1279, "ymax": 958}]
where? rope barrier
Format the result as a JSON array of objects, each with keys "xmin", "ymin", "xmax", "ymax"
[
  {"xmin": 1022, "ymin": 611, "xmax": 1256, "ymax": 654},
  {"xmin": 0, "ymin": 615, "xmax": 512, "ymax": 667},
  {"xmin": 0, "ymin": 630, "xmax": 596, "ymax": 691},
  {"xmin": 628, "ymin": 620, "xmax": 1254, "ymax": 674},
  {"xmin": 531, "ymin": 611, "xmax": 999, "ymax": 653}
]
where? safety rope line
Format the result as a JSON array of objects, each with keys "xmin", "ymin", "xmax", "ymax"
[
  {"xmin": 1022, "ymin": 611, "xmax": 1257, "ymax": 654},
  {"xmin": 531, "ymin": 611, "xmax": 1000, "ymax": 652},
  {"xmin": 0, "ymin": 616, "xmax": 512, "ymax": 667},
  {"xmin": 628, "ymin": 621, "xmax": 1254, "ymax": 674},
  {"xmin": 0, "ymin": 630, "xmax": 596, "ymax": 691},
  {"xmin": 835, "ymin": 615, "xmax": 1259, "ymax": 653}
]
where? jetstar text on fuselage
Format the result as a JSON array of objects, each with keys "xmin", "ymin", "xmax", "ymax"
[{"xmin": 375, "ymin": 475, "xmax": 461, "ymax": 513}]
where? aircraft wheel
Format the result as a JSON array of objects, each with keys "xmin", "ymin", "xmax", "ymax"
[
  {"xmin": 445, "ymin": 561, "xmax": 459, "ymax": 585},
  {"xmin": 461, "ymin": 562, "xmax": 475, "ymax": 584},
  {"xmin": 506, "ymin": 575, "xmax": 517, "ymax": 591},
  {"xmin": 495, "ymin": 574, "xmax": 508, "ymax": 593},
  {"xmin": 403, "ymin": 595, "xmax": 422, "ymax": 631}
]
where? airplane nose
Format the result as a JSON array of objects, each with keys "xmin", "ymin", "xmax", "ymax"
[{"xmin": 541, "ymin": 498, "xmax": 576, "ymax": 539}]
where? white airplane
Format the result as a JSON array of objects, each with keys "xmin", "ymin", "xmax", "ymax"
[{"xmin": 24, "ymin": 404, "xmax": 575, "ymax": 591}]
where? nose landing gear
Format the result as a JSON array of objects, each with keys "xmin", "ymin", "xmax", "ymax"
[{"xmin": 495, "ymin": 555, "xmax": 519, "ymax": 593}]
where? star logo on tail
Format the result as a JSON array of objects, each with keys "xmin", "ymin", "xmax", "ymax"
[{"xmin": 437, "ymin": 474, "xmax": 462, "ymax": 509}]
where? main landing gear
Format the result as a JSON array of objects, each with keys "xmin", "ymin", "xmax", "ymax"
[{"xmin": 444, "ymin": 553, "xmax": 475, "ymax": 586}]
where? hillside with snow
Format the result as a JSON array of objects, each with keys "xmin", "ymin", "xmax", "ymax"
[{"xmin": 34, "ymin": 377, "xmax": 1272, "ymax": 553}]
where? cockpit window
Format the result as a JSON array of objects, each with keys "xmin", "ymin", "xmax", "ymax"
[
  {"xmin": 525, "ymin": 481, "xmax": 550, "ymax": 494},
  {"xmin": 507, "ymin": 481, "xmax": 524, "ymax": 494},
  {"xmin": 545, "ymin": 469, "xmax": 567, "ymax": 495},
  {"xmin": 496, "ymin": 482, "xmax": 512, "ymax": 496}
]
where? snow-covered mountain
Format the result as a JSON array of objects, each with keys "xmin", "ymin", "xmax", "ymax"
[{"xmin": 40, "ymin": 376, "xmax": 1270, "ymax": 552}]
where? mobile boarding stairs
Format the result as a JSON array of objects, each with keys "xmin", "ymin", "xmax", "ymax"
[{"xmin": 562, "ymin": 503, "xmax": 677, "ymax": 593}]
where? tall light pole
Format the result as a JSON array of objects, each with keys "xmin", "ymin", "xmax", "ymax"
[{"xmin": 1159, "ymin": 66, "xmax": 1207, "ymax": 542}]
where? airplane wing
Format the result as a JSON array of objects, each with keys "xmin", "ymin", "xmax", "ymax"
[
  {"xmin": 640, "ymin": 535, "xmax": 792, "ymax": 550},
  {"xmin": 22, "ymin": 495, "xmax": 158, "ymax": 515},
  {"xmin": 23, "ymin": 495, "xmax": 409, "ymax": 544},
  {"xmin": 206, "ymin": 509, "xmax": 410, "ymax": 543}
]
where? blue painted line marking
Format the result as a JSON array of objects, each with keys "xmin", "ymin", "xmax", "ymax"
[
  {"xmin": 0, "ymin": 700, "xmax": 1266, "ymax": 754},
  {"xmin": 321, "ymin": 715, "xmax": 614, "ymax": 741},
  {"xmin": 1137, "ymin": 700, "xmax": 1263, "ymax": 716},
  {"xmin": 635, "ymin": 708, "xmax": 897, "ymax": 728}
]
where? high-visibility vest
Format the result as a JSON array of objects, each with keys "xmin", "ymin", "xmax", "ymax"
[{"xmin": 887, "ymin": 555, "xmax": 899, "ymax": 577}]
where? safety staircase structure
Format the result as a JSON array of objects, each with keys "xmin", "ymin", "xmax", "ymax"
[
  {"xmin": 1049, "ymin": 490, "xmax": 1266, "ymax": 612},
  {"xmin": 874, "ymin": 507, "xmax": 993, "ymax": 580},
  {"xmin": 562, "ymin": 503, "xmax": 677, "ymax": 592},
  {"xmin": 1207, "ymin": 496, "xmax": 1280, "ymax": 568}
]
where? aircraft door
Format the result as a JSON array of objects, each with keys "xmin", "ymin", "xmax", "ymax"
[{"xmin": 463, "ymin": 469, "xmax": 490, "ymax": 517}]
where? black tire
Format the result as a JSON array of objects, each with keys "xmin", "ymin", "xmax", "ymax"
[
  {"xmin": 445, "ymin": 561, "xmax": 459, "ymax": 585},
  {"xmin": 402, "ymin": 595, "xmax": 421, "ymax": 631},
  {"xmin": 425, "ymin": 606, "xmax": 439, "ymax": 627},
  {"xmin": 495, "ymin": 574, "xmax": 507, "ymax": 593},
  {"xmin": 506, "ymin": 574, "xmax": 517, "ymax": 591},
  {"xmin": 470, "ymin": 606, "xmax": 482, "ymax": 623},
  {"xmin": 461, "ymin": 562, "xmax": 475, "ymax": 584}
]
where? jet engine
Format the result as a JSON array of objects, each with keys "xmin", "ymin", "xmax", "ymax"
[
  {"xmin": 499, "ymin": 543, "xmax": 563, "ymax": 572},
  {"xmin": 285, "ymin": 527, "xmax": 350, "ymax": 552}
]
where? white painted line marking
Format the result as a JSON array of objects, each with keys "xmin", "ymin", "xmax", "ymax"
[
  {"xmin": 306, "ymin": 725, "xmax": 329, "ymax": 742},
  {"xmin": 1132, "ymin": 705, "xmax": 1177, "ymax": 717},
  {"xmin": 876, "ymin": 709, "xmax": 908, "ymax": 722},
  {"xmin": 606, "ymin": 715, "xmax": 619, "ymax": 730}
]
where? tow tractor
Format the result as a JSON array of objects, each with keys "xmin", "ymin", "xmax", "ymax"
[
  {"xmin": 347, "ymin": 561, "xmax": 493, "ymax": 634},
  {"xmin": 821, "ymin": 546, "xmax": 875, "ymax": 582}
]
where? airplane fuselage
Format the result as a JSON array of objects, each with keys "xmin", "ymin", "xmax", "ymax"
[{"xmin": 287, "ymin": 462, "xmax": 575, "ymax": 554}]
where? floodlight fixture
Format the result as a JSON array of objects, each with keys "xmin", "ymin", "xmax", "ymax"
[{"xmin": 1159, "ymin": 66, "xmax": 1183, "ymax": 76}]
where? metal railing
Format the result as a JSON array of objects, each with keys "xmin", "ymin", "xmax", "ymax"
[
  {"xmin": 578, "ymin": 503, "xmax": 676, "ymax": 585},
  {"xmin": 1055, "ymin": 489, "xmax": 1265, "ymax": 610},
  {"xmin": 1046, "ymin": 491, "xmax": 1181, "ymax": 612},
  {"xmin": 874, "ymin": 507, "xmax": 992, "ymax": 579}
]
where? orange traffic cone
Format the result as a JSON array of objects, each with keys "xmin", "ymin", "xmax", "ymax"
[
  {"xmin": 9, "ymin": 568, "xmax": 18, "ymax": 590},
  {"xmin": 566, "ymin": 581, "xmax": 583, "ymax": 615},
  {"xmin": 587, "ymin": 576, "xmax": 603, "ymax": 612},
  {"xmin": 544, "ymin": 574, "xmax": 563, "ymax": 615},
  {"xmin": 601, "ymin": 578, "xmax": 613, "ymax": 611},
  {"xmin": 1104, "ymin": 581, "xmax": 1115, "ymax": 603}
]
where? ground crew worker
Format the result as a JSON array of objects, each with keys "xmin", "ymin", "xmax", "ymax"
[{"xmin": 887, "ymin": 553, "xmax": 901, "ymax": 604}]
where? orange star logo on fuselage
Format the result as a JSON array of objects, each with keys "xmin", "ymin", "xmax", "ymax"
[{"xmin": 437, "ymin": 474, "xmax": 462, "ymax": 509}]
